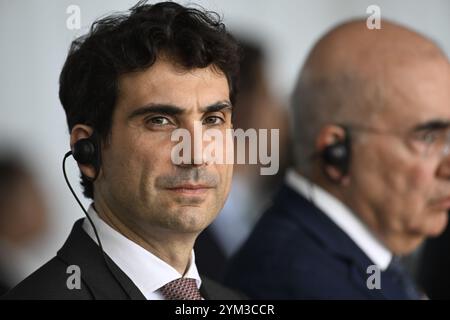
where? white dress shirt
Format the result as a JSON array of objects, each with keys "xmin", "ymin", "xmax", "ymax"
[
  {"xmin": 286, "ymin": 169, "xmax": 392, "ymax": 271},
  {"xmin": 82, "ymin": 204, "xmax": 202, "ymax": 300}
]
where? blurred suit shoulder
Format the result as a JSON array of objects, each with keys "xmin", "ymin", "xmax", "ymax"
[
  {"xmin": 2, "ymin": 256, "xmax": 91, "ymax": 300},
  {"xmin": 1, "ymin": 219, "xmax": 136, "ymax": 300}
]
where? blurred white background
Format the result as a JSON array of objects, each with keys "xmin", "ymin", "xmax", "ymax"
[{"xmin": 0, "ymin": 0, "xmax": 449, "ymax": 284}]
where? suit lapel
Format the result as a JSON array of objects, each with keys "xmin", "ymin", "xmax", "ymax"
[
  {"xmin": 274, "ymin": 184, "xmax": 389, "ymax": 299},
  {"xmin": 57, "ymin": 219, "xmax": 244, "ymax": 300},
  {"xmin": 199, "ymin": 281, "xmax": 211, "ymax": 300},
  {"xmin": 57, "ymin": 219, "xmax": 145, "ymax": 300},
  {"xmin": 200, "ymin": 276, "xmax": 245, "ymax": 300}
]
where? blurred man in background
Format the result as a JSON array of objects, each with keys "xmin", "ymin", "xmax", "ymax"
[
  {"xmin": 226, "ymin": 19, "xmax": 450, "ymax": 299},
  {"xmin": 0, "ymin": 154, "xmax": 47, "ymax": 295}
]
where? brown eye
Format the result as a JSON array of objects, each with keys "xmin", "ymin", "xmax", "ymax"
[
  {"xmin": 146, "ymin": 116, "xmax": 170, "ymax": 126},
  {"xmin": 203, "ymin": 116, "xmax": 224, "ymax": 125}
]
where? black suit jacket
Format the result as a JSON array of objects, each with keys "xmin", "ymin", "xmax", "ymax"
[
  {"xmin": 417, "ymin": 217, "xmax": 450, "ymax": 299},
  {"xmin": 225, "ymin": 183, "xmax": 419, "ymax": 299},
  {"xmin": 2, "ymin": 219, "xmax": 243, "ymax": 300}
]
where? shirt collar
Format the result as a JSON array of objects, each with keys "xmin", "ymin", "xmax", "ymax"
[
  {"xmin": 285, "ymin": 169, "xmax": 392, "ymax": 271},
  {"xmin": 82, "ymin": 204, "xmax": 202, "ymax": 298}
]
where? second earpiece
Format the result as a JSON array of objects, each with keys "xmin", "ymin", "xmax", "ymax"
[{"xmin": 321, "ymin": 126, "xmax": 351, "ymax": 178}]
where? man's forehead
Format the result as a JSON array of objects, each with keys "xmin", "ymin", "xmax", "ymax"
[
  {"xmin": 377, "ymin": 60, "xmax": 450, "ymax": 127},
  {"xmin": 116, "ymin": 60, "xmax": 230, "ymax": 115}
]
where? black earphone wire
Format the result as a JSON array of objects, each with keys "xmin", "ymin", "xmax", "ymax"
[{"xmin": 62, "ymin": 151, "xmax": 131, "ymax": 299}]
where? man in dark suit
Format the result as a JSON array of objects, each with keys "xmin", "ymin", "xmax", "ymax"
[
  {"xmin": 4, "ymin": 220, "xmax": 240, "ymax": 299},
  {"xmin": 4, "ymin": 1, "xmax": 242, "ymax": 300},
  {"xmin": 225, "ymin": 19, "xmax": 450, "ymax": 299}
]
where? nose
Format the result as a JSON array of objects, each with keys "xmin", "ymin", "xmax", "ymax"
[
  {"xmin": 437, "ymin": 151, "xmax": 450, "ymax": 179},
  {"xmin": 177, "ymin": 121, "xmax": 208, "ymax": 168}
]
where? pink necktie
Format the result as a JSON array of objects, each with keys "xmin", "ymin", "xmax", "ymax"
[{"xmin": 160, "ymin": 278, "xmax": 203, "ymax": 300}]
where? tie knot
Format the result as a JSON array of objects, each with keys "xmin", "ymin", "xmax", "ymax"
[{"xmin": 159, "ymin": 278, "xmax": 202, "ymax": 300}]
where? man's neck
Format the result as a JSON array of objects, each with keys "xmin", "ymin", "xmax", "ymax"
[{"xmin": 92, "ymin": 199, "xmax": 195, "ymax": 275}]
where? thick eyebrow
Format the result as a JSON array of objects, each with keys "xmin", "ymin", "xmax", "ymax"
[
  {"xmin": 412, "ymin": 119, "xmax": 450, "ymax": 132},
  {"xmin": 127, "ymin": 104, "xmax": 183, "ymax": 120},
  {"xmin": 127, "ymin": 101, "xmax": 232, "ymax": 121},
  {"xmin": 200, "ymin": 101, "xmax": 232, "ymax": 113}
]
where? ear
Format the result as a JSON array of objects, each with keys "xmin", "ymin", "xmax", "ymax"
[
  {"xmin": 70, "ymin": 124, "xmax": 97, "ymax": 179},
  {"xmin": 315, "ymin": 124, "xmax": 350, "ymax": 185},
  {"xmin": 315, "ymin": 124, "xmax": 347, "ymax": 151}
]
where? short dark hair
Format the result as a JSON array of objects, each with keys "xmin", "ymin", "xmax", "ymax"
[{"xmin": 59, "ymin": 1, "xmax": 241, "ymax": 199}]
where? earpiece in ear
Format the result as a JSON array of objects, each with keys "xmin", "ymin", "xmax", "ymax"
[
  {"xmin": 73, "ymin": 138, "xmax": 97, "ymax": 165},
  {"xmin": 321, "ymin": 129, "xmax": 351, "ymax": 178},
  {"xmin": 72, "ymin": 134, "xmax": 101, "ymax": 180}
]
